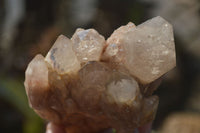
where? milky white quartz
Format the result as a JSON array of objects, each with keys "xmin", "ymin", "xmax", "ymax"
[
  {"xmin": 71, "ymin": 28, "xmax": 106, "ymax": 63},
  {"xmin": 106, "ymin": 74, "xmax": 140, "ymax": 105},
  {"xmin": 45, "ymin": 35, "xmax": 81, "ymax": 74}
]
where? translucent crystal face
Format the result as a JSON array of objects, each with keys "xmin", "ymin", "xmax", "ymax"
[
  {"xmin": 78, "ymin": 61, "xmax": 111, "ymax": 88},
  {"xmin": 106, "ymin": 75, "xmax": 140, "ymax": 105},
  {"xmin": 25, "ymin": 54, "xmax": 49, "ymax": 91},
  {"xmin": 103, "ymin": 22, "xmax": 136, "ymax": 63},
  {"xmin": 71, "ymin": 28, "xmax": 106, "ymax": 63},
  {"xmin": 104, "ymin": 16, "xmax": 176, "ymax": 84},
  {"xmin": 24, "ymin": 54, "xmax": 50, "ymax": 109},
  {"xmin": 45, "ymin": 35, "xmax": 81, "ymax": 74},
  {"xmin": 24, "ymin": 16, "xmax": 176, "ymax": 133}
]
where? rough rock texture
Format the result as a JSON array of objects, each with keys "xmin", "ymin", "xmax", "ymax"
[{"xmin": 24, "ymin": 16, "xmax": 176, "ymax": 133}]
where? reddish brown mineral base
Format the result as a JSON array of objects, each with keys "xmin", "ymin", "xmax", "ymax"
[{"xmin": 24, "ymin": 16, "xmax": 176, "ymax": 133}]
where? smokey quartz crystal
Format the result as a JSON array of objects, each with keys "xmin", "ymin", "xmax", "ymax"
[{"xmin": 24, "ymin": 16, "xmax": 176, "ymax": 133}]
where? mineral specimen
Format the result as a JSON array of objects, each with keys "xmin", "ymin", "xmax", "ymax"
[{"xmin": 24, "ymin": 16, "xmax": 176, "ymax": 133}]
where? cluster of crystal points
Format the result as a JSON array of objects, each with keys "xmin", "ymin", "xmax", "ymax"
[{"xmin": 24, "ymin": 16, "xmax": 176, "ymax": 133}]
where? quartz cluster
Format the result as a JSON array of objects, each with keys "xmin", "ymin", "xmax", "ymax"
[{"xmin": 24, "ymin": 16, "xmax": 176, "ymax": 133}]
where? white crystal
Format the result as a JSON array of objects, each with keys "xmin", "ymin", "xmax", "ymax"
[
  {"xmin": 106, "ymin": 74, "xmax": 140, "ymax": 105},
  {"xmin": 45, "ymin": 35, "xmax": 81, "ymax": 75},
  {"xmin": 71, "ymin": 28, "xmax": 106, "ymax": 63}
]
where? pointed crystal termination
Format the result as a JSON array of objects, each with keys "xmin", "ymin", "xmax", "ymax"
[
  {"xmin": 104, "ymin": 16, "xmax": 176, "ymax": 84},
  {"xmin": 103, "ymin": 22, "xmax": 136, "ymax": 62},
  {"xmin": 24, "ymin": 54, "xmax": 50, "ymax": 109},
  {"xmin": 45, "ymin": 35, "xmax": 81, "ymax": 75},
  {"xmin": 71, "ymin": 28, "xmax": 106, "ymax": 63}
]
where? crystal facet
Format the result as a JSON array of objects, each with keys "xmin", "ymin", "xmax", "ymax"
[
  {"xmin": 45, "ymin": 35, "xmax": 81, "ymax": 74},
  {"xmin": 104, "ymin": 16, "xmax": 176, "ymax": 84},
  {"xmin": 106, "ymin": 73, "xmax": 140, "ymax": 105},
  {"xmin": 24, "ymin": 54, "xmax": 49, "ymax": 109},
  {"xmin": 71, "ymin": 28, "xmax": 106, "ymax": 63}
]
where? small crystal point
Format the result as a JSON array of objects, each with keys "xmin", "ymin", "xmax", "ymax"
[
  {"xmin": 24, "ymin": 54, "xmax": 49, "ymax": 109},
  {"xmin": 45, "ymin": 35, "xmax": 80, "ymax": 75},
  {"xmin": 71, "ymin": 28, "xmax": 106, "ymax": 63},
  {"xmin": 103, "ymin": 22, "xmax": 136, "ymax": 62}
]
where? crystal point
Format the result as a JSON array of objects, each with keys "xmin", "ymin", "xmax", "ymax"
[
  {"xmin": 104, "ymin": 16, "xmax": 176, "ymax": 84},
  {"xmin": 24, "ymin": 54, "xmax": 49, "ymax": 109},
  {"xmin": 71, "ymin": 29, "xmax": 106, "ymax": 63},
  {"xmin": 45, "ymin": 35, "xmax": 80, "ymax": 75}
]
